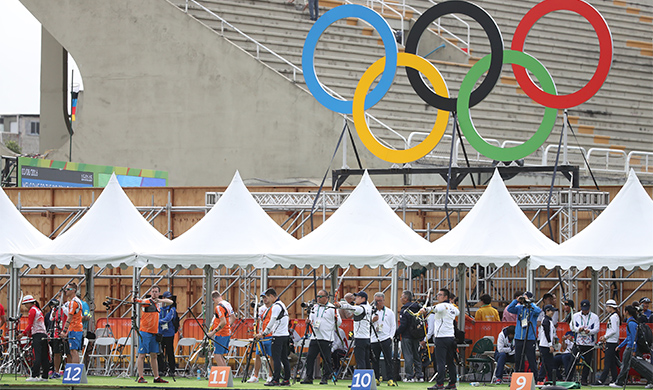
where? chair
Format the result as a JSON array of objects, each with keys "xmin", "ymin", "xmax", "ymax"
[
  {"xmin": 226, "ymin": 339, "xmax": 250, "ymax": 376},
  {"xmin": 466, "ymin": 337, "xmax": 495, "ymax": 382},
  {"xmin": 107, "ymin": 336, "xmax": 132, "ymax": 376},
  {"xmin": 175, "ymin": 337, "xmax": 198, "ymax": 375},
  {"xmin": 88, "ymin": 337, "xmax": 115, "ymax": 375}
]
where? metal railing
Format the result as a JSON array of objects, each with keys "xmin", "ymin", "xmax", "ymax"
[
  {"xmin": 586, "ymin": 147, "xmax": 628, "ymax": 173},
  {"xmin": 183, "ymin": 0, "xmax": 409, "ymax": 151},
  {"xmin": 626, "ymin": 151, "xmax": 653, "ymax": 175}
]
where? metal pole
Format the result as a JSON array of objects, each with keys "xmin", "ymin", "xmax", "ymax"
[
  {"xmin": 563, "ymin": 109, "xmax": 569, "ymax": 165},
  {"xmin": 342, "ymin": 119, "xmax": 349, "ymax": 169},
  {"xmin": 330, "ymin": 266, "xmax": 338, "ymax": 298},
  {"xmin": 526, "ymin": 259, "xmax": 535, "ymax": 294},
  {"xmin": 390, "ymin": 265, "xmax": 399, "ymax": 314},
  {"xmin": 457, "ymin": 264, "xmax": 466, "ymax": 330},
  {"xmin": 130, "ymin": 267, "xmax": 140, "ymax": 376},
  {"xmin": 84, "ymin": 266, "xmax": 95, "ymax": 332},
  {"xmin": 590, "ymin": 268, "xmax": 599, "ymax": 383},
  {"xmin": 261, "ymin": 268, "xmax": 268, "ymax": 295}
]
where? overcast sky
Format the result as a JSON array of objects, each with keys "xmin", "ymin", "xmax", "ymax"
[{"xmin": 0, "ymin": 0, "xmax": 82, "ymax": 116}]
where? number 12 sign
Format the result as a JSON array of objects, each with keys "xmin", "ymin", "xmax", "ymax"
[
  {"xmin": 62, "ymin": 363, "xmax": 88, "ymax": 384},
  {"xmin": 209, "ymin": 366, "xmax": 233, "ymax": 388},
  {"xmin": 510, "ymin": 372, "xmax": 535, "ymax": 390}
]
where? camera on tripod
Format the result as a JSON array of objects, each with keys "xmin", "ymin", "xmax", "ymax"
[
  {"xmin": 518, "ymin": 296, "xmax": 531, "ymax": 304},
  {"xmin": 48, "ymin": 298, "xmax": 60, "ymax": 308},
  {"xmin": 102, "ymin": 300, "xmax": 113, "ymax": 310},
  {"xmin": 300, "ymin": 300, "xmax": 316, "ymax": 312},
  {"xmin": 7, "ymin": 315, "xmax": 21, "ymax": 322},
  {"xmin": 250, "ymin": 299, "xmax": 264, "ymax": 309}
]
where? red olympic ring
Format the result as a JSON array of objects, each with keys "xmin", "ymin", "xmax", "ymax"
[{"xmin": 511, "ymin": 0, "xmax": 613, "ymax": 109}]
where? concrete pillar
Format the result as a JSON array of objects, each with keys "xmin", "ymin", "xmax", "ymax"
[
  {"xmin": 39, "ymin": 27, "xmax": 71, "ymax": 155},
  {"xmin": 457, "ymin": 264, "xmax": 466, "ymax": 330}
]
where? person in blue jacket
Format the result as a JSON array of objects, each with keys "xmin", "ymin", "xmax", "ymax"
[
  {"xmin": 157, "ymin": 292, "xmax": 178, "ymax": 377},
  {"xmin": 610, "ymin": 305, "xmax": 639, "ymax": 387},
  {"xmin": 506, "ymin": 291, "xmax": 541, "ymax": 376}
]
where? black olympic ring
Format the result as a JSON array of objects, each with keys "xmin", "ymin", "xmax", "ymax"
[{"xmin": 404, "ymin": 0, "xmax": 504, "ymax": 112}]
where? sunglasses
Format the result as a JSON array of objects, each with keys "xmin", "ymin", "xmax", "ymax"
[
  {"xmin": 66, "ymin": 288, "xmax": 75, "ymax": 291},
  {"xmin": 316, "ymin": 295, "xmax": 327, "ymax": 298}
]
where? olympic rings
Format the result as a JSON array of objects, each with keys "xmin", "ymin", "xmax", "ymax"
[
  {"xmin": 457, "ymin": 50, "xmax": 558, "ymax": 162},
  {"xmin": 353, "ymin": 53, "xmax": 450, "ymax": 164},
  {"xmin": 404, "ymin": 0, "xmax": 504, "ymax": 112},
  {"xmin": 302, "ymin": 4, "xmax": 398, "ymax": 114},
  {"xmin": 511, "ymin": 0, "xmax": 613, "ymax": 109},
  {"xmin": 301, "ymin": 0, "xmax": 613, "ymax": 164}
]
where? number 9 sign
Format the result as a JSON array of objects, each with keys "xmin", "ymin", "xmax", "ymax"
[{"xmin": 510, "ymin": 372, "xmax": 535, "ymax": 390}]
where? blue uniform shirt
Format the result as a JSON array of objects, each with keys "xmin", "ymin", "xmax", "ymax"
[{"xmin": 506, "ymin": 299, "xmax": 542, "ymax": 341}]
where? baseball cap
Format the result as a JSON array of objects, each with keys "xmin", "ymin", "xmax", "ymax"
[
  {"xmin": 580, "ymin": 299, "xmax": 591, "ymax": 309},
  {"xmin": 640, "ymin": 297, "xmax": 651, "ymax": 304},
  {"xmin": 543, "ymin": 304, "xmax": 558, "ymax": 312},
  {"xmin": 606, "ymin": 299, "xmax": 618, "ymax": 308},
  {"xmin": 353, "ymin": 291, "xmax": 368, "ymax": 300},
  {"xmin": 22, "ymin": 295, "xmax": 36, "ymax": 304},
  {"xmin": 162, "ymin": 291, "xmax": 172, "ymax": 298},
  {"xmin": 523, "ymin": 291, "xmax": 533, "ymax": 299},
  {"xmin": 564, "ymin": 299, "xmax": 575, "ymax": 309},
  {"xmin": 565, "ymin": 331, "xmax": 575, "ymax": 337}
]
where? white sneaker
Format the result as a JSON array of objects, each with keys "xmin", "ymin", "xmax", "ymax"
[
  {"xmin": 418, "ymin": 378, "xmax": 425, "ymax": 382},
  {"xmin": 609, "ymin": 383, "xmax": 621, "ymax": 388},
  {"xmin": 267, "ymin": 377, "xmax": 273, "ymax": 383},
  {"xmin": 26, "ymin": 377, "xmax": 38, "ymax": 382},
  {"xmin": 644, "ymin": 384, "xmax": 653, "ymax": 389},
  {"xmin": 247, "ymin": 376, "xmax": 259, "ymax": 383},
  {"xmin": 40, "ymin": 378, "xmax": 49, "ymax": 382}
]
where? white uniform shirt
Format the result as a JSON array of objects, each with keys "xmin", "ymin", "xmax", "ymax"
[
  {"xmin": 370, "ymin": 306, "xmax": 396, "ymax": 343},
  {"xmin": 430, "ymin": 302, "xmax": 459, "ymax": 339},
  {"xmin": 496, "ymin": 329, "xmax": 514, "ymax": 355},
  {"xmin": 425, "ymin": 312, "xmax": 436, "ymax": 342},
  {"xmin": 538, "ymin": 316, "xmax": 555, "ymax": 348},
  {"xmin": 571, "ymin": 311, "xmax": 600, "ymax": 346},
  {"xmin": 309, "ymin": 304, "xmax": 341, "ymax": 342},
  {"xmin": 537, "ymin": 310, "xmax": 559, "ymax": 327},
  {"xmin": 340, "ymin": 302, "xmax": 372, "ymax": 339},
  {"xmin": 332, "ymin": 328, "xmax": 348, "ymax": 352},
  {"xmin": 604, "ymin": 312, "xmax": 621, "ymax": 344},
  {"xmin": 263, "ymin": 300, "xmax": 289, "ymax": 337}
]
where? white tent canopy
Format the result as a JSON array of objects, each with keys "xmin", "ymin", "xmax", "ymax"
[
  {"xmin": 400, "ymin": 169, "xmax": 558, "ymax": 267},
  {"xmin": 268, "ymin": 171, "xmax": 433, "ymax": 269},
  {"xmin": 530, "ymin": 169, "xmax": 653, "ymax": 271},
  {"xmin": 0, "ymin": 187, "xmax": 50, "ymax": 265},
  {"xmin": 14, "ymin": 174, "xmax": 170, "ymax": 269},
  {"xmin": 141, "ymin": 171, "xmax": 296, "ymax": 269}
]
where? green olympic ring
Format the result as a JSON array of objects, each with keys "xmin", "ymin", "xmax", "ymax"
[{"xmin": 457, "ymin": 50, "xmax": 558, "ymax": 162}]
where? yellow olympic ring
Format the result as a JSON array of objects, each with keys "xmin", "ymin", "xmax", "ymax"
[{"xmin": 352, "ymin": 53, "xmax": 450, "ymax": 164}]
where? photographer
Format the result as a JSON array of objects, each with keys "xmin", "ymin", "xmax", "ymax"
[
  {"xmin": 22, "ymin": 295, "xmax": 49, "ymax": 382},
  {"xmin": 506, "ymin": 291, "xmax": 541, "ymax": 376},
  {"xmin": 371, "ymin": 292, "xmax": 396, "ymax": 386},
  {"xmin": 301, "ymin": 290, "xmax": 340, "ymax": 384},
  {"xmin": 334, "ymin": 291, "xmax": 373, "ymax": 370},
  {"xmin": 157, "ymin": 291, "xmax": 177, "ymax": 377},
  {"xmin": 571, "ymin": 299, "xmax": 599, "ymax": 386}
]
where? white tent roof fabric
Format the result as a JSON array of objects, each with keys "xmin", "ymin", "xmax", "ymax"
[
  {"xmin": 14, "ymin": 174, "xmax": 169, "ymax": 269},
  {"xmin": 267, "ymin": 171, "xmax": 433, "ymax": 269},
  {"xmin": 399, "ymin": 170, "xmax": 557, "ymax": 267},
  {"xmin": 142, "ymin": 171, "xmax": 296, "ymax": 269},
  {"xmin": 0, "ymin": 187, "xmax": 50, "ymax": 265},
  {"xmin": 530, "ymin": 169, "xmax": 653, "ymax": 271},
  {"xmin": 6, "ymin": 169, "xmax": 651, "ymax": 271}
]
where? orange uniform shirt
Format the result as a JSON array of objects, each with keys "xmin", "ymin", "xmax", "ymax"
[
  {"xmin": 69, "ymin": 298, "xmax": 84, "ymax": 332},
  {"xmin": 138, "ymin": 299, "xmax": 159, "ymax": 334},
  {"xmin": 211, "ymin": 303, "xmax": 231, "ymax": 337}
]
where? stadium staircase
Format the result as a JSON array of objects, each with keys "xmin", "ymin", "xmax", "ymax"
[{"xmin": 173, "ymin": 0, "xmax": 652, "ymax": 177}]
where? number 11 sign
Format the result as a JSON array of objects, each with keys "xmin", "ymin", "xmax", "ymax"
[
  {"xmin": 209, "ymin": 366, "xmax": 233, "ymax": 388},
  {"xmin": 510, "ymin": 372, "xmax": 535, "ymax": 390}
]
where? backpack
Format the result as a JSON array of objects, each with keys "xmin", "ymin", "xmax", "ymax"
[
  {"xmin": 636, "ymin": 321, "xmax": 653, "ymax": 355},
  {"xmin": 172, "ymin": 310, "xmax": 180, "ymax": 334}
]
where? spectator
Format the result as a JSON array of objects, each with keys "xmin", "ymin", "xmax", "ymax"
[
  {"xmin": 571, "ymin": 299, "xmax": 600, "ymax": 386},
  {"xmin": 537, "ymin": 293, "xmax": 559, "ymax": 327},
  {"xmin": 598, "ymin": 299, "xmax": 620, "ymax": 385},
  {"xmin": 157, "ymin": 292, "xmax": 177, "ymax": 377},
  {"xmin": 538, "ymin": 305, "xmax": 557, "ymax": 384},
  {"xmin": 492, "ymin": 325, "xmax": 515, "ymax": 384},
  {"xmin": 307, "ymin": 0, "xmax": 319, "ymax": 21},
  {"xmin": 610, "ymin": 305, "xmax": 639, "ymax": 388},
  {"xmin": 475, "ymin": 295, "xmax": 500, "ymax": 322},
  {"xmin": 502, "ymin": 292, "xmax": 523, "ymax": 323},
  {"xmin": 555, "ymin": 331, "xmax": 575, "ymax": 380},
  {"xmin": 640, "ymin": 298, "xmax": 652, "ymax": 322}
]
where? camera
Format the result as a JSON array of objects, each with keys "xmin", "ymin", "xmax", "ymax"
[
  {"xmin": 300, "ymin": 300, "xmax": 316, "ymax": 311},
  {"xmin": 8, "ymin": 315, "xmax": 21, "ymax": 322},
  {"xmin": 250, "ymin": 299, "xmax": 264, "ymax": 309},
  {"xmin": 48, "ymin": 299, "xmax": 60, "ymax": 308},
  {"xmin": 518, "ymin": 296, "xmax": 531, "ymax": 304},
  {"xmin": 102, "ymin": 300, "xmax": 113, "ymax": 310}
]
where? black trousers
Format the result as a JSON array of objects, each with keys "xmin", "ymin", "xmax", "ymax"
[
  {"xmin": 434, "ymin": 337, "xmax": 457, "ymax": 386},
  {"xmin": 577, "ymin": 344, "xmax": 595, "ymax": 383},
  {"xmin": 599, "ymin": 342, "xmax": 619, "ymax": 384},
  {"xmin": 271, "ymin": 336, "xmax": 290, "ymax": 382},
  {"xmin": 371, "ymin": 338, "xmax": 394, "ymax": 380},
  {"xmin": 354, "ymin": 338, "xmax": 371, "ymax": 369},
  {"xmin": 157, "ymin": 336, "xmax": 176, "ymax": 374},
  {"xmin": 32, "ymin": 333, "xmax": 50, "ymax": 379},
  {"xmin": 304, "ymin": 339, "xmax": 333, "ymax": 381},
  {"xmin": 515, "ymin": 339, "xmax": 538, "ymax": 376},
  {"xmin": 615, "ymin": 347, "xmax": 633, "ymax": 386},
  {"xmin": 539, "ymin": 347, "xmax": 556, "ymax": 382}
]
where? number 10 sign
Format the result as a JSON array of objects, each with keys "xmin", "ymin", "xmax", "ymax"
[{"xmin": 351, "ymin": 369, "xmax": 377, "ymax": 390}]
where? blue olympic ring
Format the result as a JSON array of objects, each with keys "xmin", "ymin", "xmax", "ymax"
[{"xmin": 302, "ymin": 4, "xmax": 398, "ymax": 114}]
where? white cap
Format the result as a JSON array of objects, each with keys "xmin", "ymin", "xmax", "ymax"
[
  {"xmin": 606, "ymin": 299, "xmax": 618, "ymax": 308},
  {"xmin": 22, "ymin": 295, "xmax": 36, "ymax": 304}
]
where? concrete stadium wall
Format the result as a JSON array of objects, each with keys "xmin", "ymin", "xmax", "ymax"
[{"xmin": 20, "ymin": 0, "xmax": 368, "ymax": 186}]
